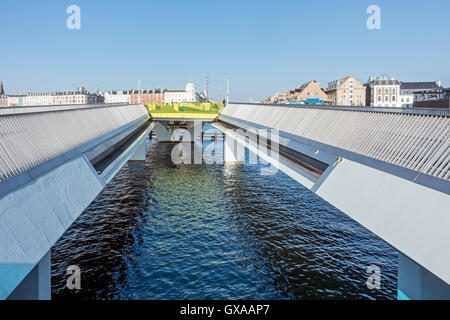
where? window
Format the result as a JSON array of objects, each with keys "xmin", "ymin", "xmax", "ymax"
[
  {"xmin": 378, "ymin": 96, "xmax": 382, "ymax": 102},
  {"xmin": 385, "ymin": 96, "xmax": 389, "ymax": 102}
]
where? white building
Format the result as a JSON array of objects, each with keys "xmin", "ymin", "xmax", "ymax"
[
  {"xmin": 367, "ymin": 76, "xmax": 402, "ymax": 108},
  {"xmin": 23, "ymin": 93, "xmax": 53, "ymax": 106},
  {"xmin": 325, "ymin": 76, "xmax": 366, "ymax": 106},
  {"xmin": 399, "ymin": 91, "xmax": 414, "ymax": 108},
  {"xmin": 164, "ymin": 82, "xmax": 201, "ymax": 103},
  {"xmin": 7, "ymin": 88, "xmax": 98, "ymax": 107},
  {"xmin": 6, "ymin": 96, "xmax": 26, "ymax": 107},
  {"xmin": 400, "ymin": 81, "xmax": 444, "ymax": 104},
  {"xmin": 104, "ymin": 90, "xmax": 132, "ymax": 104},
  {"xmin": 50, "ymin": 91, "xmax": 97, "ymax": 105}
]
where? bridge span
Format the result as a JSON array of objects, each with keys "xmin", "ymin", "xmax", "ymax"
[
  {"xmin": 213, "ymin": 103, "xmax": 450, "ymax": 300},
  {"xmin": 0, "ymin": 104, "xmax": 152, "ymax": 300}
]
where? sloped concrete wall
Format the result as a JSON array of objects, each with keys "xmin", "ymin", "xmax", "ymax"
[{"xmin": 0, "ymin": 155, "xmax": 104, "ymax": 299}]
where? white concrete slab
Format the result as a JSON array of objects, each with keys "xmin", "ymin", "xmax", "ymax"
[
  {"xmin": 0, "ymin": 155, "xmax": 104, "ymax": 299},
  {"xmin": 316, "ymin": 158, "xmax": 450, "ymax": 285}
]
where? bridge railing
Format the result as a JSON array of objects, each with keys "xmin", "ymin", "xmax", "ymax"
[
  {"xmin": 231, "ymin": 102, "xmax": 450, "ymax": 117},
  {"xmin": 0, "ymin": 104, "xmax": 148, "ymax": 183},
  {"xmin": 220, "ymin": 103, "xmax": 450, "ymax": 181},
  {"xmin": 0, "ymin": 103, "xmax": 129, "ymax": 115}
]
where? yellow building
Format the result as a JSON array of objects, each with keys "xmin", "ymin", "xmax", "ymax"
[{"xmin": 325, "ymin": 76, "xmax": 366, "ymax": 106}]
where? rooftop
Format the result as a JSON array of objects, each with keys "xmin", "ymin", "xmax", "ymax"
[
  {"xmin": 400, "ymin": 82, "xmax": 442, "ymax": 90},
  {"xmin": 370, "ymin": 79, "xmax": 401, "ymax": 86}
]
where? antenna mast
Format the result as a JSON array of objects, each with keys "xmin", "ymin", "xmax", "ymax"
[{"xmin": 206, "ymin": 75, "xmax": 209, "ymax": 103}]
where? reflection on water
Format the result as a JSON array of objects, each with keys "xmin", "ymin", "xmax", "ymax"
[{"xmin": 52, "ymin": 138, "xmax": 397, "ymax": 300}]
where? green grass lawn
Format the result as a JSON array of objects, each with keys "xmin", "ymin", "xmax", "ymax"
[{"xmin": 146, "ymin": 103, "xmax": 223, "ymax": 115}]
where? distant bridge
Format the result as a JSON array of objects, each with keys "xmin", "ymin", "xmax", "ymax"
[
  {"xmin": 144, "ymin": 102, "xmax": 223, "ymax": 142},
  {"xmin": 0, "ymin": 102, "xmax": 449, "ymax": 300}
]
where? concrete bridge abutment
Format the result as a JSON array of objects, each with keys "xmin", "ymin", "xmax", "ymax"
[{"xmin": 7, "ymin": 251, "xmax": 51, "ymax": 301}]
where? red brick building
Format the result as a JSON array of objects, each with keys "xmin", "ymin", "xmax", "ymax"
[{"xmin": 130, "ymin": 89, "xmax": 164, "ymax": 104}]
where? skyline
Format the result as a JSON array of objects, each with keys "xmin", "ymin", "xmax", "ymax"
[{"xmin": 1, "ymin": 0, "xmax": 450, "ymax": 101}]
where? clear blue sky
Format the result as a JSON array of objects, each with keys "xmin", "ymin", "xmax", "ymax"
[{"xmin": 1, "ymin": 0, "xmax": 449, "ymax": 101}]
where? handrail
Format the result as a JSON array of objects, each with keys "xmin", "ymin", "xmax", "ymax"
[
  {"xmin": 0, "ymin": 103, "xmax": 136, "ymax": 116},
  {"xmin": 0, "ymin": 104, "xmax": 149, "ymax": 183},
  {"xmin": 221, "ymin": 103, "xmax": 450, "ymax": 181},
  {"xmin": 229, "ymin": 102, "xmax": 450, "ymax": 117}
]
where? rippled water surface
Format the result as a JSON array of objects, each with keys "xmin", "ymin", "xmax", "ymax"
[{"xmin": 52, "ymin": 138, "xmax": 397, "ymax": 300}]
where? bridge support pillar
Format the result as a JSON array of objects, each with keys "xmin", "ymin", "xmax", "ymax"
[
  {"xmin": 398, "ymin": 252, "xmax": 450, "ymax": 300},
  {"xmin": 186, "ymin": 127, "xmax": 199, "ymax": 142},
  {"xmin": 7, "ymin": 251, "xmax": 51, "ymax": 300},
  {"xmin": 174, "ymin": 127, "xmax": 196, "ymax": 143},
  {"xmin": 172, "ymin": 122, "xmax": 203, "ymax": 143},
  {"xmin": 152, "ymin": 121, "xmax": 173, "ymax": 142},
  {"xmin": 224, "ymin": 131, "xmax": 244, "ymax": 164},
  {"xmin": 129, "ymin": 141, "xmax": 146, "ymax": 162}
]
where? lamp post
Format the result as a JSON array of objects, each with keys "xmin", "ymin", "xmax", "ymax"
[
  {"xmin": 226, "ymin": 79, "xmax": 230, "ymax": 105},
  {"xmin": 138, "ymin": 80, "xmax": 142, "ymax": 104}
]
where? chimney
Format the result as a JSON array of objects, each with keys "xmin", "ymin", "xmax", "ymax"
[{"xmin": 0, "ymin": 82, "xmax": 4, "ymax": 95}]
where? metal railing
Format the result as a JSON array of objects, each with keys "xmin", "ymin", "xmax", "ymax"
[
  {"xmin": 0, "ymin": 103, "xmax": 129, "ymax": 115},
  {"xmin": 221, "ymin": 103, "xmax": 450, "ymax": 181},
  {"xmin": 230, "ymin": 102, "xmax": 450, "ymax": 117},
  {"xmin": 0, "ymin": 104, "xmax": 149, "ymax": 182}
]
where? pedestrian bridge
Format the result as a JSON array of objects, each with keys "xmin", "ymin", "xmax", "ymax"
[{"xmin": 0, "ymin": 102, "xmax": 449, "ymax": 300}]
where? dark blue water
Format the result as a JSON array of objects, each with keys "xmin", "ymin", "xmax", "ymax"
[{"xmin": 51, "ymin": 138, "xmax": 398, "ymax": 300}]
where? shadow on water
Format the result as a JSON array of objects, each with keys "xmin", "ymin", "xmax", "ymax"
[
  {"xmin": 51, "ymin": 160, "xmax": 149, "ymax": 299},
  {"xmin": 220, "ymin": 164, "xmax": 397, "ymax": 300},
  {"xmin": 52, "ymin": 139, "xmax": 397, "ymax": 300}
]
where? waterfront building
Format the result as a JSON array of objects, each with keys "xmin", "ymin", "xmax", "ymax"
[
  {"xmin": 4, "ymin": 88, "xmax": 97, "ymax": 107},
  {"xmin": 413, "ymin": 99, "xmax": 450, "ymax": 109},
  {"xmin": 0, "ymin": 83, "xmax": 98, "ymax": 107},
  {"xmin": 106, "ymin": 82, "xmax": 202, "ymax": 104},
  {"xmin": 6, "ymin": 95, "xmax": 26, "ymax": 107},
  {"xmin": 400, "ymin": 81, "xmax": 444, "ymax": 103},
  {"xmin": 413, "ymin": 86, "xmax": 450, "ymax": 109},
  {"xmin": 265, "ymin": 81, "xmax": 327, "ymax": 104},
  {"xmin": 399, "ymin": 84, "xmax": 416, "ymax": 108},
  {"xmin": 0, "ymin": 95, "xmax": 7, "ymax": 107},
  {"xmin": 366, "ymin": 76, "xmax": 401, "ymax": 108},
  {"xmin": 24, "ymin": 88, "xmax": 97, "ymax": 106},
  {"xmin": 399, "ymin": 90, "xmax": 414, "ymax": 108},
  {"xmin": 164, "ymin": 82, "xmax": 201, "ymax": 103},
  {"xmin": 130, "ymin": 89, "xmax": 164, "ymax": 104},
  {"xmin": 325, "ymin": 76, "xmax": 366, "ymax": 106},
  {"xmin": 266, "ymin": 91, "xmax": 291, "ymax": 104},
  {"xmin": 104, "ymin": 90, "xmax": 132, "ymax": 104},
  {"xmin": 290, "ymin": 81, "xmax": 328, "ymax": 104}
]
